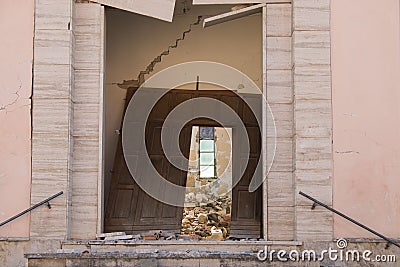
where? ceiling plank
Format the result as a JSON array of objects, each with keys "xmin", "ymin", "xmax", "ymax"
[
  {"xmin": 91, "ymin": 0, "xmax": 176, "ymax": 22},
  {"xmin": 194, "ymin": 0, "xmax": 291, "ymax": 4},
  {"xmin": 203, "ymin": 3, "xmax": 264, "ymax": 28}
]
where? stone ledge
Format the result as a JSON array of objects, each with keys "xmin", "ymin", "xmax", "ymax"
[
  {"xmin": 25, "ymin": 251, "xmax": 259, "ymax": 260},
  {"xmin": 61, "ymin": 240, "xmax": 302, "ymax": 246},
  {"xmin": 344, "ymin": 238, "xmax": 400, "ymax": 243}
]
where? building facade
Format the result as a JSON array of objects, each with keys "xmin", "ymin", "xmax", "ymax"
[{"xmin": 0, "ymin": 0, "xmax": 399, "ymax": 266}]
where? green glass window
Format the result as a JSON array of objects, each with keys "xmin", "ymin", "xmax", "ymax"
[{"xmin": 199, "ymin": 127, "xmax": 216, "ymax": 178}]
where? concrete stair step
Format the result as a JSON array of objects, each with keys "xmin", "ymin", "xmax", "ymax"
[
  {"xmin": 27, "ymin": 240, "xmax": 302, "ymax": 266},
  {"xmin": 26, "ymin": 251, "xmax": 262, "ymax": 267}
]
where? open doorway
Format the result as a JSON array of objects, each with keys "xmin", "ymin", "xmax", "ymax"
[
  {"xmin": 103, "ymin": 2, "xmax": 262, "ymax": 240},
  {"xmin": 181, "ymin": 126, "xmax": 233, "ymax": 240}
]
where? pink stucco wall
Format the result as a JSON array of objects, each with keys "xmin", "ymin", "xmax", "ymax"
[
  {"xmin": 0, "ymin": 0, "xmax": 34, "ymax": 237},
  {"xmin": 332, "ymin": 0, "xmax": 400, "ymax": 237}
]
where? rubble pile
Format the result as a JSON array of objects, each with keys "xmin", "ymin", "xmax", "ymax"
[
  {"xmin": 180, "ymin": 195, "xmax": 232, "ymax": 240},
  {"xmin": 96, "ymin": 230, "xmax": 178, "ymax": 241}
]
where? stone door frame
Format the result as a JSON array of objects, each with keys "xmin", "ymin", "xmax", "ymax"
[{"xmin": 31, "ymin": 0, "xmax": 332, "ymax": 242}]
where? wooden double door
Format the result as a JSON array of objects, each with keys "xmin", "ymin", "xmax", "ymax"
[{"xmin": 105, "ymin": 88, "xmax": 262, "ymax": 238}]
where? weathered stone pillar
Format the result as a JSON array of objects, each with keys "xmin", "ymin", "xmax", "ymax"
[
  {"xmin": 265, "ymin": 3, "xmax": 295, "ymax": 241},
  {"xmin": 70, "ymin": 2, "xmax": 104, "ymax": 239},
  {"xmin": 292, "ymin": 0, "xmax": 333, "ymax": 241},
  {"xmin": 31, "ymin": 0, "xmax": 75, "ymax": 240}
]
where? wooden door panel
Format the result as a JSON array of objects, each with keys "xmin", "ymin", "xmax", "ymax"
[
  {"xmin": 113, "ymin": 190, "xmax": 134, "ymax": 218},
  {"xmin": 230, "ymin": 95, "xmax": 262, "ymax": 238},
  {"xmin": 139, "ymin": 194, "xmax": 159, "ymax": 219},
  {"xmin": 161, "ymin": 204, "xmax": 178, "ymax": 218},
  {"xmin": 237, "ymin": 190, "xmax": 256, "ymax": 219}
]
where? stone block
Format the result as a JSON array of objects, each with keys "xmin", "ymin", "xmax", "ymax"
[
  {"xmin": 294, "ymin": 65, "xmax": 331, "ymax": 100},
  {"xmin": 267, "ymin": 171, "xmax": 294, "ymax": 207},
  {"xmin": 295, "ymin": 170, "xmax": 332, "ymax": 206},
  {"xmin": 267, "ymin": 37, "xmax": 292, "ymax": 70},
  {"xmin": 293, "ymin": 0, "xmax": 330, "ymax": 31},
  {"xmin": 35, "ymin": 0, "xmax": 72, "ymax": 30},
  {"xmin": 34, "ymin": 30, "xmax": 73, "ymax": 65},
  {"xmin": 33, "ymin": 64, "xmax": 73, "ymax": 99},
  {"xmin": 73, "ymin": 103, "xmax": 100, "ymax": 137},
  {"xmin": 267, "ymin": 3, "xmax": 292, "ymax": 37},
  {"xmin": 268, "ymin": 103, "xmax": 293, "ymax": 138},
  {"xmin": 74, "ymin": 69, "xmax": 101, "ymax": 103},
  {"xmin": 295, "ymin": 137, "xmax": 332, "ymax": 171},
  {"xmin": 267, "ymin": 70, "xmax": 293, "ymax": 104},
  {"xmin": 293, "ymin": 31, "xmax": 330, "ymax": 66},
  {"xmin": 268, "ymin": 138, "xmax": 293, "ymax": 172},
  {"xmin": 294, "ymin": 100, "xmax": 332, "ymax": 137},
  {"xmin": 72, "ymin": 137, "xmax": 100, "ymax": 172},
  {"xmin": 296, "ymin": 205, "xmax": 333, "ymax": 241},
  {"xmin": 268, "ymin": 206, "xmax": 295, "ymax": 241}
]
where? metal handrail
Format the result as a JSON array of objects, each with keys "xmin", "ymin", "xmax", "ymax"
[
  {"xmin": 299, "ymin": 191, "xmax": 400, "ymax": 249},
  {"xmin": 0, "ymin": 191, "xmax": 63, "ymax": 227}
]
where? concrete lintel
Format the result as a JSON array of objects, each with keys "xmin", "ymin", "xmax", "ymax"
[{"xmin": 203, "ymin": 3, "xmax": 265, "ymax": 28}]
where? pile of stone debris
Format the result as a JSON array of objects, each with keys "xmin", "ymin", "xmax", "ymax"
[
  {"xmin": 180, "ymin": 195, "xmax": 232, "ymax": 240},
  {"xmin": 95, "ymin": 196, "xmax": 232, "ymax": 242}
]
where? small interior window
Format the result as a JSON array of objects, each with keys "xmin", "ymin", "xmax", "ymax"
[{"xmin": 199, "ymin": 127, "xmax": 216, "ymax": 178}]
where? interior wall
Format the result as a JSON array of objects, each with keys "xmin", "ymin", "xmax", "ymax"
[
  {"xmin": 0, "ymin": 0, "xmax": 34, "ymax": 238},
  {"xmin": 185, "ymin": 126, "xmax": 233, "ymax": 206},
  {"xmin": 104, "ymin": 3, "xmax": 261, "ymax": 202},
  {"xmin": 331, "ymin": 0, "xmax": 400, "ymax": 237}
]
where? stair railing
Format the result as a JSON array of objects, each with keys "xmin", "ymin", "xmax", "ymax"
[
  {"xmin": 0, "ymin": 191, "xmax": 63, "ymax": 227},
  {"xmin": 299, "ymin": 191, "xmax": 400, "ymax": 249}
]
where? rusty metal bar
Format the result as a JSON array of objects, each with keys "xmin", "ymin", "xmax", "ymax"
[
  {"xmin": 299, "ymin": 191, "xmax": 400, "ymax": 249},
  {"xmin": 0, "ymin": 191, "xmax": 63, "ymax": 227}
]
